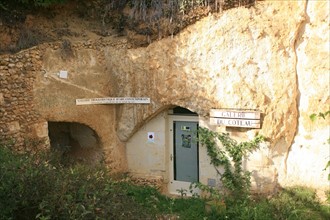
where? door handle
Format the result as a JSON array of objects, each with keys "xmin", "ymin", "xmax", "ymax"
[{"xmin": 170, "ymin": 154, "xmax": 173, "ymax": 161}]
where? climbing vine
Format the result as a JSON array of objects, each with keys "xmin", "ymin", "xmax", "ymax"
[
  {"xmin": 309, "ymin": 110, "xmax": 330, "ymax": 122},
  {"xmin": 309, "ymin": 111, "xmax": 330, "ymax": 180},
  {"xmin": 196, "ymin": 127, "xmax": 264, "ymax": 199}
]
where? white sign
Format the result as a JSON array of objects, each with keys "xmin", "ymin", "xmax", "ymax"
[
  {"xmin": 76, "ymin": 97, "xmax": 150, "ymax": 105},
  {"xmin": 210, "ymin": 109, "xmax": 260, "ymax": 119},
  {"xmin": 210, "ymin": 118, "xmax": 260, "ymax": 128},
  {"xmin": 59, "ymin": 70, "xmax": 68, "ymax": 79}
]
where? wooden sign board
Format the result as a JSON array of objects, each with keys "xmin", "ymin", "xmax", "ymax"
[
  {"xmin": 76, "ymin": 97, "xmax": 150, "ymax": 105},
  {"xmin": 210, "ymin": 109, "xmax": 260, "ymax": 120},
  {"xmin": 210, "ymin": 118, "xmax": 260, "ymax": 128}
]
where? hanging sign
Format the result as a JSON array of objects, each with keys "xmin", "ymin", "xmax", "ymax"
[
  {"xmin": 210, "ymin": 109, "xmax": 261, "ymax": 128},
  {"xmin": 76, "ymin": 97, "xmax": 150, "ymax": 105}
]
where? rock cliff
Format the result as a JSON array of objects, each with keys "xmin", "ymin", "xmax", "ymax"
[{"xmin": 0, "ymin": 0, "xmax": 329, "ymax": 190}]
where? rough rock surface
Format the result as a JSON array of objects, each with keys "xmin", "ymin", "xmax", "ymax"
[
  {"xmin": 111, "ymin": 0, "xmax": 306, "ymax": 187},
  {"xmin": 1, "ymin": 0, "xmax": 329, "ymax": 189},
  {"xmin": 0, "ymin": 49, "xmax": 47, "ymax": 151},
  {"xmin": 285, "ymin": 0, "xmax": 330, "ymax": 188}
]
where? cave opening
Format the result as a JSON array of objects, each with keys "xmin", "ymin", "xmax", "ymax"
[{"xmin": 48, "ymin": 122, "xmax": 103, "ymax": 165}]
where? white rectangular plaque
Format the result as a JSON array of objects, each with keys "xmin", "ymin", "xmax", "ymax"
[
  {"xmin": 209, "ymin": 118, "xmax": 260, "ymax": 128},
  {"xmin": 59, "ymin": 70, "xmax": 68, "ymax": 79},
  {"xmin": 210, "ymin": 109, "xmax": 260, "ymax": 120},
  {"xmin": 76, "ymin": 97, "xmax": 150, "ymax": 105}
]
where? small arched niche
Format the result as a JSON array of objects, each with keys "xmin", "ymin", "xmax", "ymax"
[{"xmin": 48, "ymin": 122, "xmax": 103, "ymax": 165}]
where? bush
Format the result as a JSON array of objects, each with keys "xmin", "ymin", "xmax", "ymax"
[
  {"xmin": 269, "ymin": 187, "xmax": 330, "ymax": 220},
  {"xmin": 1, "ymin": 145, "xmax": 329, "ymax": 220},
  {"xmin": 17, "ymin": 0, "xmax": 67, "ymax": 7},
  {"xmin": 0, "ymin": 146, "xmax": 153, "ymax": 219},
  {"xmin": 0, "ymin": 145, "xmax": 209, "ymax": 219},
  {"xmin": 207, "ymin": 187, "xmax": 330, "ymax": 220}
]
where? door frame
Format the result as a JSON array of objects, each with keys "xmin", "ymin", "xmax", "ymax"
[{"xmin": 167, "ymin": 115, "xmax": 200, "ymax": 195}]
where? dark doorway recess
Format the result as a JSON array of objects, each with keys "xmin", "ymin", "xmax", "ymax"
[
  {"xmin": 48, "ymin": 122, "xmax": 103, "ymax": 165},
  {"xmin": 171, "ymin": 106, "xmax": 198, "ymax": 116}
]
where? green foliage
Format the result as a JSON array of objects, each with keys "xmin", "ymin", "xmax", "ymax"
[
  {"xmin": 324, "ymin": 160, "xmax": 330, "ymax": 181},
  {"xmin": 1, "ymin": 143, "xmax": 329, "ymax": 219},
  {"xmin": 309, "ymin": 110, "xmax": 330, "ymax": 122},
  {"xmin": 309, "ymin": 110, "xmax": 330, "ymax": 180},
  {"xmin": 17, "ymin": 0, "xmax": 67, "ymax": 7},
  {"xmin": 326, "ymin": 190, "xmax": 330, "ymax": 204},
  {"xmin": 0, "ymin": 146, "xmax": 152, "ymax": 219},
  {"xmin": 108, "ymin": 0, "xmax": 256, "ymax": 28},
  {"xmin": 0, "ymin": 2, "xmax": 8, "ymax": 10},
  {"xmin": 198, "ymin": 127, "xmax": 264, "ymax": 199},
  {"xmin": 191, "ymin": 181, "xmax": 223, "ymax": 201},
  {"xmin": 204, "ymin": 186, "xmax": 330, "ymax": 220},
  {"xmin": 269, "ymin": 187, "xmax": 330, "ymax": 220},
  {"xmin": 0, "ymin": 144, "xmax": 208, "ymax": 219}
]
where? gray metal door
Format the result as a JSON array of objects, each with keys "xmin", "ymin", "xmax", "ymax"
[{"xmin": 174, "ymin": 121, "xmax": 199, "ymax": 182}]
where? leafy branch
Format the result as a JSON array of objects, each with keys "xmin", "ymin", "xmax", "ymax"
[
  {"xmin": 197, "ymin": 127, "xmax": 264, "ymax": 200},
  {"xmin": 309, "ymin": 110, "xmax": 330, "ymax": 180},
  {"xmin": 309, "ymin": 110, "xmax": 330, "ymax": 122}
]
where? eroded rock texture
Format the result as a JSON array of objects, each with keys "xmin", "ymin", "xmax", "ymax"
[{"xmin": 1, "ymin": 0, "xmax": 329, "ymax": 189}]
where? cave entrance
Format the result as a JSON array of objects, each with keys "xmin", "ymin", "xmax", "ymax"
[{"xmin": 48, "ymin": 122, "xmax": 103, "ymax": 165}]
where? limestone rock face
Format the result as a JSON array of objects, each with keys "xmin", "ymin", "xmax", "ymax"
[
  {"xmin": 105, "ymin": 0, "xmax": 329, "ymax": 188},
  {"xmin": 285, "ymin": 0, "xmax": 330, "ymax": 188},
  {"xmin": 110, "ymin": 1, "xmax": 307, "ymax": 189},
  {"xmin": 2, "ymin": 0, "xmax": 328, "ymax": 189},
  {"xmin": 112, "ymin": 1, "xmax": 306, "ymax": 146},
  {"xmin": 33, "ymin": 41, "xmax": 129, "ymax": 171}
]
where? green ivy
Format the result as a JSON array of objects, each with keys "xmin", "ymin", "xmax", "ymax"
[
  {"xmin": 309, "ymin": 110, "xmax": 330, "ymax": 180},
  {"xmin": 309, "ymin": 110, "xmax": 330, "ymax": 122},
  {"xmin": 197, "ymin": 127, "xmax": 264, "ymax": 200}
]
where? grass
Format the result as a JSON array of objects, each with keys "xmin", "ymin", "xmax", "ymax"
[{"xmin": 0, "ymin": 145, "xmax": 329, "ymax": 220}]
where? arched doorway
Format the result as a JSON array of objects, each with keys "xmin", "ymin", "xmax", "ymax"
[
  {"xmin": 48, "ymin": 122, "xmax": 103, "ymax": 165},
  {"xmin": 167, "ymin": 107, "xmax": 199, "ymax": 195},
  {"xmin": 125, "ymin": 106, "xmax": 201, "ymax": 195}
]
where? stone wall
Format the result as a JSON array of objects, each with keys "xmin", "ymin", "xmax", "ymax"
[
  {"xmin": 0, "ymin": 48, "xmax": 48, "ymax": 150},
  {"xmin": 0, "ymin": 39, "xmax": 130, "ymax": 171}
]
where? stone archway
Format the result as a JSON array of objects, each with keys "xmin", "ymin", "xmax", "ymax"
[{"xmin": 48, "ymin": 122, "xmax": 103, "ymax": 165}]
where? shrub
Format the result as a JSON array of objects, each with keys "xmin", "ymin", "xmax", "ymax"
[
  {"xmin": 269, "ymin": 187, "xmax": 330, "ymax": 220},
  {"xmin": 17, "ymin": 0, "xmax": 67, "ymax": 7},
  {"xmin": 1, "ymin": 143, "xmax": 329, "ymax": 220},
  {"xmin": 0, "ymin": 146, "xmax": 153, "ymax": 219},
  {"xmin": 0, "ymin": 145, "xmax": 208, "ymax": 219}
]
